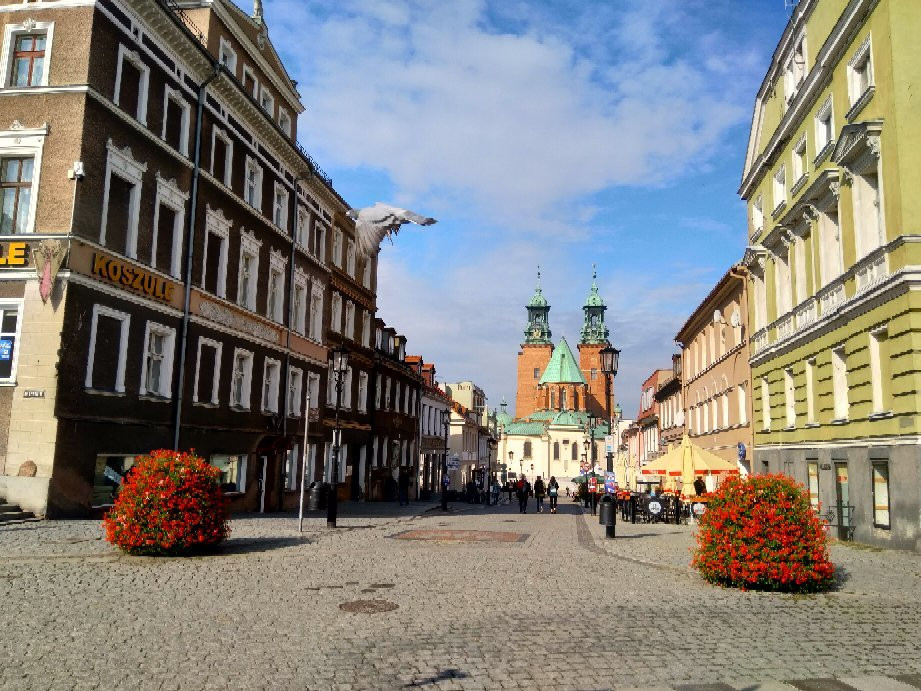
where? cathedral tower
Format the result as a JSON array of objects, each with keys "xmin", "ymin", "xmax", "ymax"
[
  {"xmin": 515, "ymin": 269, "xmax": 553, "ymax": 419},
  {"xmin": 577, "ymin": 267, "xmax": 612, "ymax": 420}
]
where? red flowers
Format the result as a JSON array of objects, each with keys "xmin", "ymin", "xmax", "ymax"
[
  {"xmin": 692, "ymin": 474, "xmax": 835, "ymax": 593},
  {"xmin": 103, "ymin": 449, "xmax": 230, "ymax": 556}
]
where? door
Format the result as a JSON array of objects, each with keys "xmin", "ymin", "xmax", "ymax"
[{"xmin": 834, "ymin": 462, "xmax": 851, "ymax": 541}]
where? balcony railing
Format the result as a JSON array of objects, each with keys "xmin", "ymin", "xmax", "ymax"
[
  {"xmin": 855, "ymin": 251, "xmax": 888, "ymax": 294},
  {"xmin": 793, "ymin": 297, "xmax": 817, "ymax": 330},
  {"xmin": 752, "ymin": 328, "xmax": 769, "ymax": 355},
  {"xmin": 776, "ymin": 313, "xmax": 794, "ymax": 340},
  {"xmin": 817, "ymin": 280, "xmax": 846, "ymax": 316}
]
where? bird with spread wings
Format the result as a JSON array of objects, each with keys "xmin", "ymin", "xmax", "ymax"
[{"xmin": 347, "ymin": 202, "xmax": 436, "ymax": 257}]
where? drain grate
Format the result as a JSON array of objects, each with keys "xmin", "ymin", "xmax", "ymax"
[{"xmin": 339, "ymin": 599, "xmax": 399, "ymax": 614}]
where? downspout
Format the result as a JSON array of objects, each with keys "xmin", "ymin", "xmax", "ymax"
[{"xmin": 172, "ymin": 61, "xmax": 222, "ymax": 451}]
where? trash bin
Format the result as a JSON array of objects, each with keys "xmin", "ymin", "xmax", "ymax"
[
  {"xmin": 306, "ymin": 482, "xmax": 329, "ymax": 511},
  {"xmin": 598, "ymin": 494, "xmax": 616, "ymax": 539}
]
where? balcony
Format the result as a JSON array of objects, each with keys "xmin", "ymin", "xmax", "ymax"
[
  {"xmin": 855, "ymin": 250, "xmax": 888, "ymax": 294},
  {"xmin": 817, "ymin": 280, "xmax": 846, "ymax": 316},
  {"xmin": 752, "ymin": 328, "xmax": 769, "ymax": 355},
  {"xmin": 776, "ymin": 313, "xmax": 794, "ymax": 340},
  {"xmin": 793, "ymin": 297, "xmax": 817, "ymax": 331}
]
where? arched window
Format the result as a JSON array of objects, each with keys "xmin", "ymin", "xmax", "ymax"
[{"xmin": 553, "ymin": 442, "xmax": 560, "ymax": 460}]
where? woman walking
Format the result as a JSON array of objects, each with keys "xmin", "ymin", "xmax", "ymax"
[
  {"xmin": 533, "ymin": 476, "xmax": 546, "ymax": 513},
  {"xmin": 517, "ymin": 476, "xmax": 531, "ymax": 513},
  {"xmin": 547, "ymin": 476, "xmax": 560, "ymax": 514}
]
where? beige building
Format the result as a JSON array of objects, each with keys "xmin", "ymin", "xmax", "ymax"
[{"xmin": 676, "ymin": 265, "xmax": 753, "ymax": 475}]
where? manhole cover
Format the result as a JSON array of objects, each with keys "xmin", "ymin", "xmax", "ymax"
[
  {"xmin": 392, "ymin": 529, "xmax": 528, "ymax": 543},
  {"xmin": 339, "ymin": 599, "xmax": 399, "ymax": 614}
]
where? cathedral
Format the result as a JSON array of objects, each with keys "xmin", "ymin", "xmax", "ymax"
[{"xmin": 498, "ymin": 270, "xmax": 616, "ymax": 489}]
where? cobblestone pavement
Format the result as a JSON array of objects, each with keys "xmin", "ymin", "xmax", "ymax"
[{"xmin": 2, "ymin": 498, "xmax": 921, "ymax": 691}]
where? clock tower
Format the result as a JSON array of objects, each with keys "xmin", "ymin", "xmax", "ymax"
[{"xmin": 516, "ymin": 269, "xmax": 554, "ymax": 419}]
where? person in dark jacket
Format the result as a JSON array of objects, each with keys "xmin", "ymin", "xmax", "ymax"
[
  {"xmin": 694, "ymin": 477, "xmax": 706, "ymax": 496},
  {"xmin": 517, "ymin": 476, "xmax": 531, "ymax": 513},
  {"xmin": 547, "ymin": 476, "xmax": 560, "ymax": 513},
  {"xmin": 533, "ymin": 476, "xmax": 546, "ymax": 513}
]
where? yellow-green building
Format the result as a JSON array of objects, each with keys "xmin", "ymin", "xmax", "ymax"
[{"xmin": 739, "ymin": 0, "xmax": 921, "ymax": 550}]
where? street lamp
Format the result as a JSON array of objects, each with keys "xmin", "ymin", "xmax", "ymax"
[
  {"xmin": 612, "ymin": 402, "xmax": 623, "ymax": 481},
  {"xmin": 600, "ymin": 345, "xmax": 621, "ymax": 472},
  {"xmin": 441, "ymin": 408, "xmax": 451, "ymax": 511},
  {"xmin": 327, "ymin": 346, "xmax": 349, "ymax": 528}
]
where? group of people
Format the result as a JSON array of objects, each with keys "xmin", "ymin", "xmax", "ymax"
[{"xmin": 512, "ymin": 475, "xmax": 560, "ymax": 514}]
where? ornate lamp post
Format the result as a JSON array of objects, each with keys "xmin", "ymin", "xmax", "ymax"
[
  {"xmin": 327, "ymin": 346, "xmax": 349, "ymax": 528},
  {"xmin": 441, "ymin": 408, "xmax": 451, "ymax": 511},
  {"xmin": 599, "ymin": 345, "xmax": 621, "ymax": 472}
]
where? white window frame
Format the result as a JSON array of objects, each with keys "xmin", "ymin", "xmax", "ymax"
[
  {"xmin": 0, "ymin": 124, "xmax": 46, "ymax": 235},
  {"xmin": 307, "ymin": 372, "xmax": 320, "ymax": 413},
  {"xmin": 100, "ymin": 139, "xmax": 147, "ymax": 258},
  {"xmin": 772, "ymin": 164, "xmax": 786, "ymax": 214},
  {"xmin": 346, "ymin": 237, "xmax": 355, "ymax": 276},
  {"xmin": 805, "ymin": 358, "xmax": 816, "ymax": 424},
  {"xmin": 272, "ymin": 182, "xmax": 288, "ymax": 230},
  {"xmin": 152, "ymin": 173, "xmax": 188, "ymax": 278},
  {"xmin": 333, "ymin": 227, "xmax": 342, "ymax": 267},
  {"xmin": 309, "ymin": 284, "xmax": 323, "ymax": 340},
  {"xmin": 342, "ymin": 366, "xmax": 353, "ymax": 410},
  {"xmin": 210, "ymin": 127, "xmax": 233, "ymax": 188},
  {"xmin": 358, "ymin": 371, "xmax": 368, "ymax": 413},
  {"xmin": 295, "ymin": 205, "xmax": 309, "ymax": 248},
  {"xmin": 832, "ymin": 345, "xmax": 848, "ymax": 421},
  {"xmin": 244, "ymin": 155, "xmax": 262, "ymax": 210},
  {"xmin": 362, "ymin": 256, "xmax": 372, "ymax": 289},
  {"xmin": 231, "ymin": 347, "xmax": 254, "ymax": 410},
  {"xmin": 86, "ymin": 304, "xmax": 130, "ymax": 393},
  {"xmin": 192, "ymin": 337, "xmax": 222, "ymax": 405},
  {"xmin": 114, "ymin": 45, "xmax": 150, "ymax": 124},
  {"xmin": 201, "ymin": 206, "xmax": 230, "ymax": 298},
  {"xmin": 869, "ymin": 326, "xmax": 888, "ymax": 415},
  {"xmin": 262, "ymin": 357, "xmax": 281, "ymax": 413},
  {"xmin": 760, "ymin": 376, "xmax": 771, "ymax": 431},
  {"xmin": 139, "ymin": 321, "xmax": 176, "ymax": 398},
  {"xmin": 259, "ymin": 84, "xmax": 274, "ymax": 116},
  {"xmin": 267, "ymin": 248, "xmax": 287, "ymax": 323},
  {"xmin": 814, "ymin": 95, "xmax": 834, "ymax": 161},
  {"xmin": 288, "ymin": 366, "xmax": 303, "ymax": 417},
  {"xmin": 847, "ymin": 34, "xmax": 874, "ymax": 108},
  {"xmin": 292, "ymin": 268, "xmax": 308, "ymax": 335},
  {"xmin": 751, "ymin": 195, "xmax": 763, "ymax": 236},
  {"xmin": 278, "ymin": 108, "xmax": 291, "ymax": 137},
  {"xmin": 792, "ymin": 133, "xmax": 807, "ymax": 186},
  {"xmin": 218, "ymin": 37, "xmax": 237, "ymax": 76},
  {"xmin": 344, "ymin": 300, "xmax": 355, "ymax": 340},
  {"xmin": 161, "ymin": 86, "xmax": 191, "ymax": 156},
  {"xmin": 0, "ymin": 299, "xmax": 24, "ymax": 384},
  {"xmin": 784, "ymin": 367, "xmax": 795, "ymax": 429},
  {"xmin": 238, "ymin": 229, "xmax": 262, "ymax": 311},
  {"xmin": 361, "ymin": 311, "xmax": 371, "ymax": 347},
  {"xmin": 330, "ymin": 293, "xmax": 342, "ymax": 333},
  {"xmin": 0, "ymin": 20, "xmax": 54, "ymax": 89},
  {"xmin": 242, "ymin": 64, "xmax": 258, "ymax": 97}
]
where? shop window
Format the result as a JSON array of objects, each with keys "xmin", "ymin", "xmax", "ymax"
[
  {"xmin": 86, "ymin": 304, "xmax": 130, "ymax": 393},
  {"xmin": 92, "ymin": 454, "xmax": 136, "ymax": 506},
  {"xmin": 871, "ymin": 461, "xmax": 890, "ymax": 529},
  {"xmin": 0, "ymin": 300, "xmax": 22, "ymax": 382},
  {"xmin": 140, "ymin": 321, "xmax": 176, "ymax": 398},
  {"xmin": 114, "ymin": 45, "xmax": 149, "ymax": 124},
  {"xmin": 193, "ymin": 337, "xmax": 221, "ymax": 405},
  {"xmin": 212, "ymin": 454, "xmax": 247, "ymax": 492}
]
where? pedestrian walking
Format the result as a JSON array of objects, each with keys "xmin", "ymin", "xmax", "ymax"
[
  {"xmin": 506, "ymin": 481, "xmax": 514, "ymax": 502},
  {"xmin": 491, "ymin": 478, "xmax": 500, "ymax": 506},
  {"xmin": 517, "ymin": 476, "xmax": 531, "ymax": 513},
  {"xmin": 534, "ymin": 476, "xmax": 546, "ymax": 513},
  {"xmin": 547, "ymin": 476, "xmax": 560, "ymax": 513}
]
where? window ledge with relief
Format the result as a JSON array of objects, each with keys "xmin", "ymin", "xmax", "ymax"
[
  {"xmin": 193, "ymin": 401, "xmax": 220, "ymax": 409},
  {"xmin": 138, "ymin": 394, "xmax": 170, "ymax": 403},
  {"xmin": 85, "ymin": 388, "xmax": 125, "ymax": 397},
  {"xmin": 813, "ymin": 140, "xmax": 835, "ymax": 168},
  {"xmin": 846, "ymin": 86, "xmax": 875, "ymax": 123},
  {"xmin": 0, "ymin": 381, "xmax": 17, "ymax": 387},
  {"xmin": 782, "ymin": 425, "xmax": 796, "ymax": 432},
  {"xmin": 229, "ymin": 405, "xmax": 252, "ymax": 413},
  {"xmin": 868, "ymin": 410, "xmax": 893, "ymax": 421},
  {"xmin": 804, "ymin": 422, "xmax": 820, "ymax": 429},
  {"xmin": 830, "ymin": 417, "xmax": 848, "ymax": 425},
  {"xmin": 791, "ymin": 172, "xmax": 809, "ymax": 197},
  {"xmin": 771, "ymin": 200, "xmax": 787, "ymax": 220}
]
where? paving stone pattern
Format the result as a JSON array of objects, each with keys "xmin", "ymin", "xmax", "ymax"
[{"xmin": 2, "ymin": 498, "xmax": 921, "ymax": 690}]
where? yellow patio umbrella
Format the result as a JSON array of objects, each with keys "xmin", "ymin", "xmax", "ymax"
[{"xmin": 640, "ymin": 434, "xmax": 739, "ymax": 497}]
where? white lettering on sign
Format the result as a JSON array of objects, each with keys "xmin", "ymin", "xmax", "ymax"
[
  {"xmin": 199, "ymin": 300, "xmax": 278, "ymax": 342},
  {"xmin": 23, "ymin": 390, "xmax": 45, "ymax": 398}
]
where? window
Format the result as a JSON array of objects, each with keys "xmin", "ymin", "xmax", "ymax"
[
  {"xmin": 737, "ymin": 383, "xmax": 747, "ymax": 426},
  {"xmin": 231, "ymin": 348, "xmax": 253, "ymax": 409},
  {"xmin": 86, "ymin": 304, "xmax": 130, "ymax": 393},
  {"xmin": 774, "ymin": 244, "xmax": 792, "ymax": 316},
  {"xmin": 202, "ymin": 207, "xmax": 230, "ymax": 297},
  {"xmin": 871, "ymin": 461, "xmax": 890, "ymax": 528},
  {"xmin": 278, "ymin": 109, "xmax": 291, "ymax": 137},
  {"xmin": 533, "ymin": 367, "xmax": 540, "ymax": 379},
  {"xmin": 284, "ymin": 443, "xmax": 300, "ymax": 490},
  {"xmin": 218, "ymin": 37, "xmax": 237, "ymax": 75},
  {"xmin": 590, "ymin": 368, "xmax": 597, "ymax": 381},
  {"xmin": 793, "ymin": 232, "xmax": 808, "ymax": 306},
  {"xmin": 114, "ymin": 45, "xmax": 149, "ymax": 124},
  {"xmin": 772, "ymin": 165, "xmax": 786, "ymax": 213},
  {"xmin": 210, "ymin": 127, "xmax": 233, "ymax": 187},
  {"xmin": 751, "ymin": 195, "xmax": 763, "ymax": 236},
  {"xmin": 262, "ymin": 357, "xmax": 281, "ymax": 413},
  {"xmin": 259, "ymin": 85, "xmax": 274, "ymax": 115},
  {"xmin": 0, "ymin": 156, "xmax": 33, "ymax": 235},
  {"xmin": 242, "ymin": 65, "xmax": 257, "ymax": 97},
  {"xmin": 847, "ymin": 35, "xmax": 873, "ymax": 110},
  {"xmin": 292, "ymin": 270, "xmax": 308, "ymax": 335},
  {"xmin": 101, "ymin": 140, "xmax": 146, "ymax": 258},
  {"xmin": 792, "ymin": 134, "xmax": 807, "ymax": 186},
  {"xmin": 807, "ymin": 461, "xmax": 819, "ymax": 511},
  {"xmin": 288, "ymin": 367, "xmax": 303, "ymax": 417},
  {"xmin": 362, "ymin": 311, "xmax": 370, "ymax": 347},
  {"xmin": 330, "ymin": 293, "xmax": 342, "ymax": 333},
  {"xmin": 161, "ymin": 87, "xmax": 190, "ymax": 156},
  {"xmin": 784, "ymin": 368, "xmax": 795, "ymax": 428},
  {"xmin": 805, "ymin": 358, "xmax": 816, "ymax": 424},
  {"xmin": 852, "ymin": 163, "xmax": 884, "ymax": 261},
  {"xmin": 869, "ymin": 326, "xmax": 889, "ymax": 415},
  {"xmin": 266, "ymin": 249, "xmax": 287, "ymax": 323},
  {"xmin": 374, "ymin": 373, "xmax": 381, "ymax": 409},
  {"xmin": 140, "ymin": 322, "xmax": 176, "ymax": 398},
  {"xmin": 346, "ymin": 238, "xmax": 356, "ymax": 276},
  {"xmin": 783, "ymin": 34, "xmax": 806, "ymax": 104},
  {"xmin": 152, "ymin": 175, "xmax": 188, "ymax": 277},
  {"xmin": 309, "ymin": 284, "xmax": 323, "ymax": 340},
  {"xmin": 831, "ymin": 345, "xmax": 848, "ymax": 421},
  {"xmin": 272, "ymin": 183, "xmax": 288, "ymax": 229},
  {"xmin": 523, "ymin": 441, "xmax": 532, "ymax": 459},
  {"xmin": 358, "ymin": 371, "xmax": 368, "ymax": 412},
  {"xmin": 244, "ymin": 156, "xmax": 262, "ymax": 209},
  {"xmin": 193, "ymin": 337, "xmax": 221, "ymax": 405},
  {"xmin": 295, "ymin": 206, "xmax": 309, "ymax": 247},
  {"xmin": 237, "ymin": 230, "xmax": 261, "ymax": 311},
  {"xmin": 213, "ymin": 454, "xmax": 246, "ymax": 492},
  {"xmin": 342, "ymin": 367, "xmax": 353, "ymax": 409},
  {"xmin": 307, "ymin": 372, "xmax": 320, "ymax": 412},
  {"xmin": 344, "ymin": 301, "xmax": 355, "ymax": 340},
  {"xmin": 814, "ymin": 96, "xmax": 834, "ymax": 160},
  {"xmin": 332, "ymin": 228, "xmax": 343, "ymax": 267},
  {"xmin": 0, "ymin": 301, "xmax": 23, "ymax": 382},
  {"xmin": 362, "ymin": 257, "xmax": 372, "ymax": 289},
  {"xmin": 2, "ymin": 21, "xmax": 53, "ymax": 88},
  {"xmin": 818, "ymin": 203, "xmax": 842, "ymax": 286},
  {"xmin": 760, "ymin": 376, "xmax": 771, "ymax": 430}
]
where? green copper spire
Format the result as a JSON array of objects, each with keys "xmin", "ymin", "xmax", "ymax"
[
  {"xmin": 580, "ymin": 265, "xmax": 609, "ymax": 344},
  {"xmin": 524, "ymin": 266, "xmax": 552, "ymax": 344}
]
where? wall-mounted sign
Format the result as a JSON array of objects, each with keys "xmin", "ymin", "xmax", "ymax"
[
  {"xmin": 0, "ymin": 339, "xmax": 11, "ymax": 360},
  {"xmin": 23, "ymin": 390, "xmax": 45, "ymax": 398},
  {"xmin": 92, "ymin": 253, "xmax": 176, "ymax": 303},
  {"xmin": 0, "ymin": 241, "xmax": 28, "ymax": 267}
]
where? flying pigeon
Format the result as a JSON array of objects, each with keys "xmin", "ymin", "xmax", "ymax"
[{"xmin": 347, "ymin": 202, "xmax": 436, "ymax": 257}]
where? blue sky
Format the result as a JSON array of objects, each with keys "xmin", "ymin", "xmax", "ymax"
[{"xmin": 263, "ymin": 0, "xmax": 792, "ymax": 417}]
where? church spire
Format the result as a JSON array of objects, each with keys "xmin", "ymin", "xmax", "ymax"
[
  {"xmin": 524, "ymin": 265, "xmax": 552, "ymax": 344},
  {"xmin": 579, "ymin": 264, "xmax": 609, "ymax": 344}
]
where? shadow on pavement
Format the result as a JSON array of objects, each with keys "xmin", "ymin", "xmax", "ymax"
[
  {"xmin": 217, "ymin": 536, "xmax": 313, "ymax": 555},
  {"xmin": 405, "ymin": 669, "xmax": 470, "ymax": 687}
]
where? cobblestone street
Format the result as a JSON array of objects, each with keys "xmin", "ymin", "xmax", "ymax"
[{"xmin": 2, "ymin": 500, "xmax": 921, "ymax": 691}]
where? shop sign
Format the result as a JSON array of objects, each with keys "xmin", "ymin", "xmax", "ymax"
[
  {"xmin": 0, "ymin": 339, "xmax": 11, "ymax": 360},
  {"xmin": 92, "ymin": 253, "xmax": 175, "ymax": 303},
  {"xmin": 23, "ymin": 389, "xmax": 45, "ymax": 398},
  {"xmin": 0, "ymin": 241, "xmax": 28, "ymax": 267}
]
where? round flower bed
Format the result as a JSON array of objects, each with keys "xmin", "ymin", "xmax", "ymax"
[
  {"xmin": 692, "ymin": 473, "xmax": 835, "ymax": 592},
  {"xmin": 103, "ymin": 449, "xmax": 230, "ymax": 556}
]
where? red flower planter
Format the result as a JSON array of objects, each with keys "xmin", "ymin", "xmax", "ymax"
[
  {"xmin": 692, "ymin": 474, "xmax": 835, "ymax": 592},
  {"xmin": 103, "ymin": 449, "xmax": 230, "ymax": 556}
]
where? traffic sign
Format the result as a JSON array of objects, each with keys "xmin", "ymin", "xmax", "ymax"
[
  {"xmin": 446, "ymin": 459, "xmax": 460, "ymax": 470},
  {"xmin": 588, "ymin": 477, "xmax": 597, "ymax": 493}
]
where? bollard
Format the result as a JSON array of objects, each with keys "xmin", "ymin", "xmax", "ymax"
[{"xmin": 598, "ymin": 494, "xmax": 616, "ymax": 538}]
